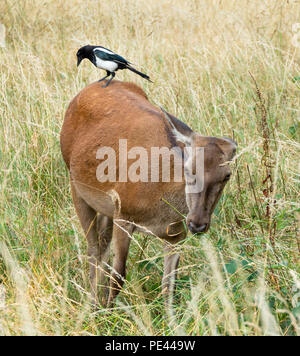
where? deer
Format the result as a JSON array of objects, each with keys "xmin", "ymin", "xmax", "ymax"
[{"xmin": 60, "ymin": 80, "xmax": 237, "ymax": 308}]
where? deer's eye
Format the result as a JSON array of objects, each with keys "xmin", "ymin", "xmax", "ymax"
[{"xmin": 223, "ymin": 174, "xmax": 231, "ymax": 182}]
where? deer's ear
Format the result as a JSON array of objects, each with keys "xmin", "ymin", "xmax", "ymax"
[
  {"xmin": 222, "ymin": 137, "xmax": 237, "ymax": 147},
  {"xmin": 160, "ymin": 107, "xmax": 193, "ymax": 146},
  {"xmin": 217, "ymin": 137, "xmax": 237, "ymax": 158}
]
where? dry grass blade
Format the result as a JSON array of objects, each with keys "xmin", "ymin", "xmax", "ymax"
[{"xmin": 0, "ymin": 242, "xmax": 37, "ymax": 336}]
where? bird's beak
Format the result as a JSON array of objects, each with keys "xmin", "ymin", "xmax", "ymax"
[{"xmin": 77, "ymin": 56, "xmax": 83, "ymax": 67}]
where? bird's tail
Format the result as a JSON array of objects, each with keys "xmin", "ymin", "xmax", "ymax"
[{"xmin": 126, "ymin": 65, "xmax": 153, "ymax": 82}]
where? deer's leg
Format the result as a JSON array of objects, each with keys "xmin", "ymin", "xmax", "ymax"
[
  {"xmin": 107, "ymin": 221, "xmax": 132, "ymax": 306},
  {"xmin": 162, "ymin": 243, "xmax": 180, "ymax": 307},
  {"xmin": 97, "ymin": 215, "xmax": 113, "ymax": 306},
  {"xmin": 71, "ymin": 182, "xmax": 100, "ymax": 306}
]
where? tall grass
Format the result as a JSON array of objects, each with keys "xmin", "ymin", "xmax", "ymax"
[{"xmin": 0, "ymin": 0, "xmax": 299, "ymax": 335}]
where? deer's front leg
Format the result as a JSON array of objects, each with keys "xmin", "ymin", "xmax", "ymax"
[
  {"xmin": 162, "ymin": 243, "xmax": 180, "ymax": 308},
  {"xmin": 107, "ymin": 221, "xmax": 132, "ymax": 306}
]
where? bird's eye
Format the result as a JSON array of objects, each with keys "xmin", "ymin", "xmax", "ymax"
[{"xmin": 223, "ymin": 174, "xmax": 231, "ymax": 182}]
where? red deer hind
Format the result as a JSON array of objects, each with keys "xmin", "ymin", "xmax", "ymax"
[{"xmin": 60, "ymin": 81, "xmax": 237, "ymax": 307}]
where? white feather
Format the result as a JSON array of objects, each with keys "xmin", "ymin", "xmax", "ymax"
[
  {"xmin": 94, "ymin": 47, "xmax": 114, "ymax": 55},
  {"xmin": 95, "ymin": 56, "xmax": 118, "ymax": 72}
]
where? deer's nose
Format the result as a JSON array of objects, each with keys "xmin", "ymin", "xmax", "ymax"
[{"xmin": 188, "ymin": 222, "xmax": 207, "ymax": 234}]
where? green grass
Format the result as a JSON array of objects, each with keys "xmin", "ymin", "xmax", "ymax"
[{"xmin": 0, "ymin": 0, "xmax": 299, "ymax": 335}]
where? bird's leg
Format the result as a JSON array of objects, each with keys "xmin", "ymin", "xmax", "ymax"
[
  {"xmin": 102, "ymin": 72, "xmax": 115, "ymax": 88},
  {"xmin": 98, "ymin": 71, "xmax": 111, "ymax": 83}
]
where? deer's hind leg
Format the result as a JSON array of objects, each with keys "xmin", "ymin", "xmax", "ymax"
[
  {"xmin": 97, "ymin": 215, "xmax": 113, "ymax": 306},
  {"xmin": 107, "ymin": 220, "xmax": 133, "ymax": 306},
  {"xmin": 71, "ymin": 182, "xmax": 100, "ymax": 307}
]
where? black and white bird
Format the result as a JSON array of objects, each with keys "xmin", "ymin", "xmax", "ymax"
[{"xmin": 76, "ymin": 45, "xmax": 152, "ymax": 87}]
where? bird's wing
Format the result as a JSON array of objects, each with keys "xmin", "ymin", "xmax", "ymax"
[{"xmin": 94, "ymin": 48, "xmax": 130, "ymax": 65}]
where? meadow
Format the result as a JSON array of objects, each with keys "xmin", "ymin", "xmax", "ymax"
[{"xmin": 0, "ymin": 0, "xmax": 299, "ymax": 336}]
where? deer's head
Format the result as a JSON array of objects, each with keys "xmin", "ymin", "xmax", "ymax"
[{"xmin": 162, "ymin": 109, "xmax": 237, "ymax": 235}]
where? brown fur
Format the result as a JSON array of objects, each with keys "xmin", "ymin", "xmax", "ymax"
[{"xmin": 60, "ymin": 80, "xmax": 236, "ymax": 307}]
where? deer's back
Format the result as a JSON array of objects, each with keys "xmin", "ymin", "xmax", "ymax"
[
  {"xmin": 61, "ymin": 81, "xmax": 157, "ymax": 166},
  {"xmin": 60, "ymin": 81, "xmax": 183, "ymax": 224}
]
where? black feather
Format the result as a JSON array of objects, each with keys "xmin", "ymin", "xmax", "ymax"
[
  {"xmin": 94, "ymin": 49, "xmax": 129, "ymax": 66},
  {"xmin": 126, "ymin": 65, "xmax": 152, "ymax": 82}
]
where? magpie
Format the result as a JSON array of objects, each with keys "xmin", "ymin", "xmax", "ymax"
[{"xmin": 76, "ymin": 45, "xmax": 152, "ymax": 87}]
